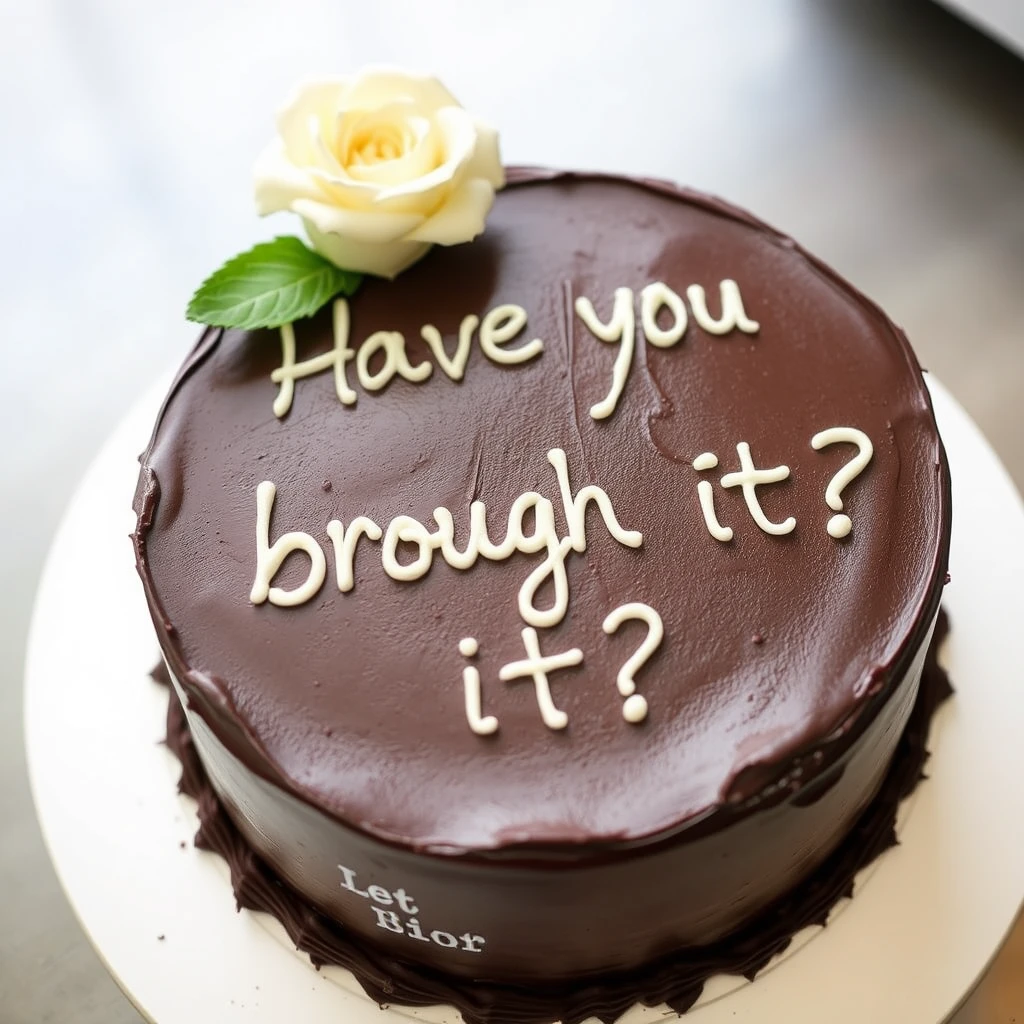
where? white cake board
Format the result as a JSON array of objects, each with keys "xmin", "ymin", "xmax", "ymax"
[{"xmin": 24, "ymin": 376, "xmax": 1024, "ymax": 1024}]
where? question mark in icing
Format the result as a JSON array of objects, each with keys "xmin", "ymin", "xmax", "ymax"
[
  {"xmin": 602, "ymin": 602, "xmax": 664, "ymax": 723},
  {"xmin": 811, "ymin": 427, "xmax": 874, "ymax": 539}
]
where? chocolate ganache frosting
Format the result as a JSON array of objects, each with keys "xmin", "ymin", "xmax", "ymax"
[{"xmin": 134, "ymin": 170, "xmax": 951, "ymax": 1002}]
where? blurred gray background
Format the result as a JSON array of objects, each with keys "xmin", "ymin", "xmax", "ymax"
[{"xmin": 1, "ymin": 1, "xmax": 1022, "ymax": 1021}]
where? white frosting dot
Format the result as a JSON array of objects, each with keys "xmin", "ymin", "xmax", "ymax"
[
  {"xmin": 622, "ymin": 694, "xmax": 648, "ymax": 724},
  {"xmin": 458, "ymin": 637, "xmax": 479, "ymax": 658},
  {"xmin": 692, "ymin": 452, "xmax": 718, "ymax": 472},
  {"xmin": 827, "ymin": 514, "xmax": 853, "ymax": 539}
]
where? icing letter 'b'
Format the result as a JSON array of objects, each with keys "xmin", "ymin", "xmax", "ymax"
[{"xmin": 250, "ymin": 481, "xmax": 327, "ymax": 606}]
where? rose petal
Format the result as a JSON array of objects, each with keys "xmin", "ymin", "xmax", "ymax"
[
  {"xmin": 253, "ymin": 141, "xmax": 326, "ymax": 214},
  {"xmin": 254, "ymin": 69, "xmax": 505, "ymax": 276},
  {"xmin": 310, "ymin": 116, "xmax": 349, "ymax": 178},
  {"xmin": 349, "ymin": 129, "xmax": 446, "ymax": 215},
  {"xmin": 341, "ymin": 104, "xmax": 440, "ymax": 187},
  {"xmin": 304, "ymin": 219, "xmax": 431, "ymax": 278},
  {"xmin": 380, "ymin": 114, "xmax": 439, "ymax": 182},
  {"xmin": 342, "ymin": 67, "xmax": 460, "ymax": 114},
  {"xmin": 276, "ymin": 78, "xmax": 350, "ymax": 167},
  {"xmin": 305, "ymin": 168, "xmax": 379, "ymax": 211},
  {"xmin": 292, "ymin": 197, "xmax": 424, "ymax": 243},
  {"xmin": 405, "ymin": 177, "xmax": 496, "ymax": 245},
  {"xmin": 464, "ymin": 120, "xmax": 505, "ymax": 189},
  {"xmin": 335, "ymin": 101, "xmax": 413, "ymax": 169},
  {"xmin": 373, "ymin": 106, "xmax": 477, "ymax": 205}
]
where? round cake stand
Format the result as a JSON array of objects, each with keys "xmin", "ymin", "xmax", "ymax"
[{"xmin": 25, "ymin": 377, "xmax": 1024, "ymax": 1024}]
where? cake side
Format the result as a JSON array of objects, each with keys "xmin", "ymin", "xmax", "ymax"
[
  {"xmin": 157, "ymin": 610, "xmax": 951, "ymax": 1024},
  {"xmin": 133, "ymin": 170, "xmax": 951, "ymax": 987},
  {"xmin": 156, "ymin": 607, "xmax": 937, "ymax": 983}
]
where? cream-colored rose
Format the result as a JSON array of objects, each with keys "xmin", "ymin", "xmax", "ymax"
[{"xmin": 253, "ymin": 68, "xmax": 504, "ymax": 279}]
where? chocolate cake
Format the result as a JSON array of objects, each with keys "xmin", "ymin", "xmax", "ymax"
[{"xmin": 133, "ymin": 168, "xmax": 951, "ymax": 1021}]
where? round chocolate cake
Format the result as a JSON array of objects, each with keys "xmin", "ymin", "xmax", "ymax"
[{"xmin": 134, "ymin": 169, "xmax": 951, "ymax": 1020}]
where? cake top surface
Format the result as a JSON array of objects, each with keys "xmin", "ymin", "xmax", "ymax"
[{"xmin": 136, "ymin": 169, "xmax": 949, "ymax": 853}]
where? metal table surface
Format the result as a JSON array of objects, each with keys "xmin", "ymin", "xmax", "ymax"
[{"xmin": 2, "ymin": 2, "xmax": 1022, "ymax": 1021}]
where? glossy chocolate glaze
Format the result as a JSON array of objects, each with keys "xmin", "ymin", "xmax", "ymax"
[
  {"xmin": 134, "ymin": 171, "xmax": 951, "ymax": 985},
  {"xmin": 159, "ymin": 610, "xmax": 951, "ymax": 1024}
]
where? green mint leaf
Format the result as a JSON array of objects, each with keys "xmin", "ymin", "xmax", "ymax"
[{"xmin": 186, "ymin": 237, "xmax": 363, "ymax": 330}]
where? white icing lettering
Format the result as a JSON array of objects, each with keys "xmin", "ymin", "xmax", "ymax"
[
  {"xmin": 602, "ymin": 602, "xmax": 664, "ymax": 724},
  {"xmin": 356, "ymin": 330, "xmax": 432, "ymax": 392},
  {"xmin": 692, "ymin": 453, "xmax": 734, "ymax": 542},
  {"xmin": 367, "ymin": 885, "xmax": 393, "ymax": 906},
  {"xmin": 470, "ymin": 498, "xmax": 518, "ymax": 561},
  {"xmin": 271, "ymin": 299, "xmax": 545, "ymax": 416},
  {"xmin": 463, "ymin": 663, "xmax": 499, "ymax": 736},
  {"xmin": 696, "ymin": 481, "xmax": 734, "ymax": 543},
  {"xmin": 502, "ymin": 491, "xmax": 555, "ymax": 561},
  {"xmin": 686, "ymin": 279, "xmax": 760, "ymax": 335},
  {"xmin": 272, "ymin": 322, "xmax": 297, "ymax": 418},
  {"xmin": 338, "ymin": 864, "xmax": 369, "ymax": 898},
  {"xmin": 516, "ymin": 535, "xmax": 572, "ymax": 628},
  {"xmin": 420, "ymin": 315, "xmax": 477, "ymax": 381},
  {"xmin": 720, "ymin": 442, "xmax": 796, "ymax": 536},
  {"xmin": 578, "ymin": 280, "xmax": 758, "ymax": 418},
  {"xmin": 479, "ymin": 304, "xmax": 544, "ymax": 365},
  {"xmin": 326, "ymin": 516, "xmax": 383, "ymax": 592},
  {"xmin": 394, "ymin": 888, "xmax": 419, "ymax": 915},
  {"xmin": 430, "ymin": 504, "xmax": 486, "ymax": 569},
  {"xmin": 405, "ymin": 917, "xmax": 432, "ymax": 942},
  {"xmin": 498, "ymin": 627, "xmax": 583, "ymax": 731},
  {"xmin": 811, "ymin": 427, "xmax": 873, "ymax": 539},
  {"xmin": 272, "ymin": 281, "xmax": 758, "ymax": 420},
  {"xmin": 272, "ymin": 304, "xmax": 358, "ymax": 418},
  {"xmin": 576, "ymin": 287, "xmax": 635, "ymax": 421},
  {"xmin": 372, "ymin": 907, "xmax": 403, "ymax": 933},
  {"xmin": 547, "ymin": 447, "xmax": 643, "ymax": 553},
  {"xmin": 332, "ymin": 298, "xmax": 358, "ymax": 405},
  {"xmin": 382, "ymin": 515, "xmax": 435, "ymax": 582},
  {"xmin": 338, "ymin": 866, "xmax": 484, "ymax": 952},
  {"xmin": 255, "ymin": 449, "xmax": 639, "ymax": 633},
  {"xmin": 828, "ymin": 518, "xmax": 852, "ymax": 540},
  {"xmin": 640, "ymin": 282, "xmax": 688, "ymax": 348},
  {"xmin": 250, "ymin": 481, "xmax": 327, "ymax": 607}
]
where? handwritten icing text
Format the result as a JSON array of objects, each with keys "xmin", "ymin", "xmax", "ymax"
[
  {"xmin": 272, "ymin": 299, "xmax": 544, "ymax": 417},
  {"xmin": 250, "ymin": 447, "xmax": 642, "ymax": 629}
]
